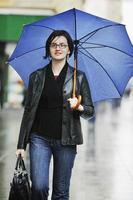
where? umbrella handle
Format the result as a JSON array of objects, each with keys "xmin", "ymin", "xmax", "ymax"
[
  {"xmin": 72, "ymin": 95, "xmax": 82, "ymax": 109},
  {"xmin": 72, "ymin": 58, "xmax": 82, "ymax": 109}
]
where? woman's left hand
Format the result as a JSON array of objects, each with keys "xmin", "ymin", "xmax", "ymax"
[{"xmin": 67, "ymin": 97, "xmax": 84, "ymax": 111}]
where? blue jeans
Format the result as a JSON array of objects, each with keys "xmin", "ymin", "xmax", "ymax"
[{"xmin": 29, "ymin": 133, "xmax": 77, "ymax": 200}]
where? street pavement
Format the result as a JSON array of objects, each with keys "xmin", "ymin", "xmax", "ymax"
[{"xmin": 1, "ymin": 96, "xmax": 133, "ymax": 200}]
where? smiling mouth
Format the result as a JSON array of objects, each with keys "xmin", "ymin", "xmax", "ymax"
[{"xmin": 55, "ymin": 53, "xmax": 62, "ymax": 55}]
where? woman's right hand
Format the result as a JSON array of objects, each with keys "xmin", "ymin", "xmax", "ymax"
[{"xmin": 16, "ymin": 149, "xmax": 25, "ymax": 158}]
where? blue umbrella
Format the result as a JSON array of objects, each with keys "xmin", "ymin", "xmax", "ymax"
[{"xmin": 8, "ymin": 8, "xmax": 133, "ymax": 102}]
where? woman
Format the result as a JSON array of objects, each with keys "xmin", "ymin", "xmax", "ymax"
[{"xmin": 16, "ymin": 30, "xmax": 94, "ymax": 200}]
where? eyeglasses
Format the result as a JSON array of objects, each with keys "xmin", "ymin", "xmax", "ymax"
[{"xmin": 50, "ymin": 43, "xmax": 68, "ymax": 49}]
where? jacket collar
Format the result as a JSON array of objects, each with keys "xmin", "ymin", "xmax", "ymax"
[{"xmin": 36, "ymin": 62, "xmax": 74, "ymax": 86}]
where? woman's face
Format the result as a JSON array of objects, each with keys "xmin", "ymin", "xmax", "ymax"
[{"xmin": 49, "ymin": 36, "xmax": 70, "ymax": 61}]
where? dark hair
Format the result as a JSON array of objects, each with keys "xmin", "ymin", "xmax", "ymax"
[{"xmin": 44, "ymin": 30, "xmax": 74, "ymax": 59}]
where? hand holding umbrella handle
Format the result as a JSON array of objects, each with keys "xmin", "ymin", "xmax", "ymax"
[
  {"xmin": 72, "ymin": 55, "xmax": 82, "ymax": 109},
  {"xmin": 72, "ymin": 95, "xmax": 82, "ymax": 109}
]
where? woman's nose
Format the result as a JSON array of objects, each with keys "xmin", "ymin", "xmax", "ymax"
[{"xmin": 56, "ymin": 45, "xmax": 60, "ymax": 50}]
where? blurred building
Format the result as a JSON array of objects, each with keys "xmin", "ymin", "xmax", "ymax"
[
  {"xmin": 84, "ymin": 0, "xmax": 122, "ymax": 22},
  {"xmin": 0, "ymin": 42, "xmax": 8, "ymax": 108},
  {"xmin": 122, "ymin": 0, "xmax": 133, "ymax": 43},
  {"xmin": 0, "ymin": 0, "xmax": 85, "ymax": 107},
  {"xmin": 0, "ymin": 0, "xmax": 132, "ymax": 107}
]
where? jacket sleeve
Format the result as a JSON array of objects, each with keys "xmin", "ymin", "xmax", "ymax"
[
  {"xmin": 17, "ymin": 73, "xmax": 34, "ymax": 150},
  {"xmin": 79, "ymin": 72, "xmax": 94, "ymax": 120}
]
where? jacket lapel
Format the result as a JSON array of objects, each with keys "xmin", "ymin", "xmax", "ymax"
[
  {"xmin": 34, "ymin": 64, "xmax": 49, "ymax": 91},
  {"xmin": 37, "ymin": 68, "xmax": 46, "ymax": 89},
  {"xmin": 63, "ymin": 65, "xmax": 74, "ymax": 86},
  {"xmin": 34, "ymin": 63, "xmax": 74, "ymax": 92}
]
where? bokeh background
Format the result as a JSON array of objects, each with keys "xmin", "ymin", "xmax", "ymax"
[{"xmin": 0, "ymin": 1, "xmax": 133, "ymax": 199}]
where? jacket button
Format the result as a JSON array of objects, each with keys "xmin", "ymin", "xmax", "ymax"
[{"xmin": 63, "ymin": 90, "xmax": 66, "ymax": 94}]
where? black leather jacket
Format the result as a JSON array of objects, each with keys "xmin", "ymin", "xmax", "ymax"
[{"xmin": 17, "ymin": 64, "xmax": 94, "ymax": 150}]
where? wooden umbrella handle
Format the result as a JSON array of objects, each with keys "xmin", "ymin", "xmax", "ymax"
[
  {"xmin": 72, "ymin": 59, "xmax": 82, "ymax": 109},
  {"xmin": 72, "ymin": 59, "xmax": 77, "ymax": 98}
]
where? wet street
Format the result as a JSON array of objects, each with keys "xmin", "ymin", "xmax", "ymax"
[{"xmin": 1, "ymin": 96, "xmax": 133, "ymax": 200}]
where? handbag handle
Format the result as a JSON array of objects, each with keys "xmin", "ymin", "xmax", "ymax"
[{"xmin": 15, "ymin": 154, "xmax": 26, "ymax": 171}]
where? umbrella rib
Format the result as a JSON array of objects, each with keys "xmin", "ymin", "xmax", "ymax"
[
  {"xmin": 80, "ymin": 30, "xmax": 98, "ymax": 42},
  {"xmin": 9, "ymin": 46, "xmax": 45, "ymax": 62},
  {"xmin": 80, "ymin": 41, "xmax": 104, "ymax": 47},
  {"xmin": 79, "ymin": 45, "xmax": 103, "ymax": 49},
  {"xmin": 78, "ymin": 44, "xmax": 97, "ymax": 61},
  {"xmin": 79, "ymin": 24, "xmax": 122, "ymax": 42},
  {"xmin": 79, "ymin": 41, "xmax": 133, "ymax": 58},
  {"xmin": 79, "ymin": 46, "xmax": 103, "ymax": 49},
  {"xmin": 26, "ymin": 24, "xmax": 55, "ymax": 31},
  {"xmin": 78, "ymin": 48, "xmax": 121, "ymax": 96}
]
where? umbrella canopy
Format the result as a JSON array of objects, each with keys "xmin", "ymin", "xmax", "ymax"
[{"xmin": 8, "ymin": 8, "xmax": 133, "ymax": 102}]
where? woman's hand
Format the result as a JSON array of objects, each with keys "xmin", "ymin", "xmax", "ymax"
[
  {"xmin": 16, "ymin": 149, "xmax": 25, "ymax": 158},
  {"xmin": 67, "ymin": 97, "xmax": 84, "ymax": 111}
]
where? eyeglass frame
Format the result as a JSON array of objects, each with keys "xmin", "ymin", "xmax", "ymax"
[{"xmin": 50, "ymin": 43, "xmax": 68, "ymax": 49}]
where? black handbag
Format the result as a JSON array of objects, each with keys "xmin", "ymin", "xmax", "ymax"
[{"xmin": 8, "ymin": 154, "xmax": 31, "ymax": 200}]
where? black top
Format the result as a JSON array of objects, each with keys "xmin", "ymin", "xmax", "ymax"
[{"xmin": 31, "ymin": 62, "xmax": 68, "ymax": 139}]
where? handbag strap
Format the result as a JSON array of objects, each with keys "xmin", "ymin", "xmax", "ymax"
[{"xmin": 15, "ymin": 154, "xmax": 26, "ymax": 171}]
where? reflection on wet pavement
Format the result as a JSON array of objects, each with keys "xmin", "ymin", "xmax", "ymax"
[{"xmin": 1, "ymin": 96, "xmax": 133, "ymax": 200}]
